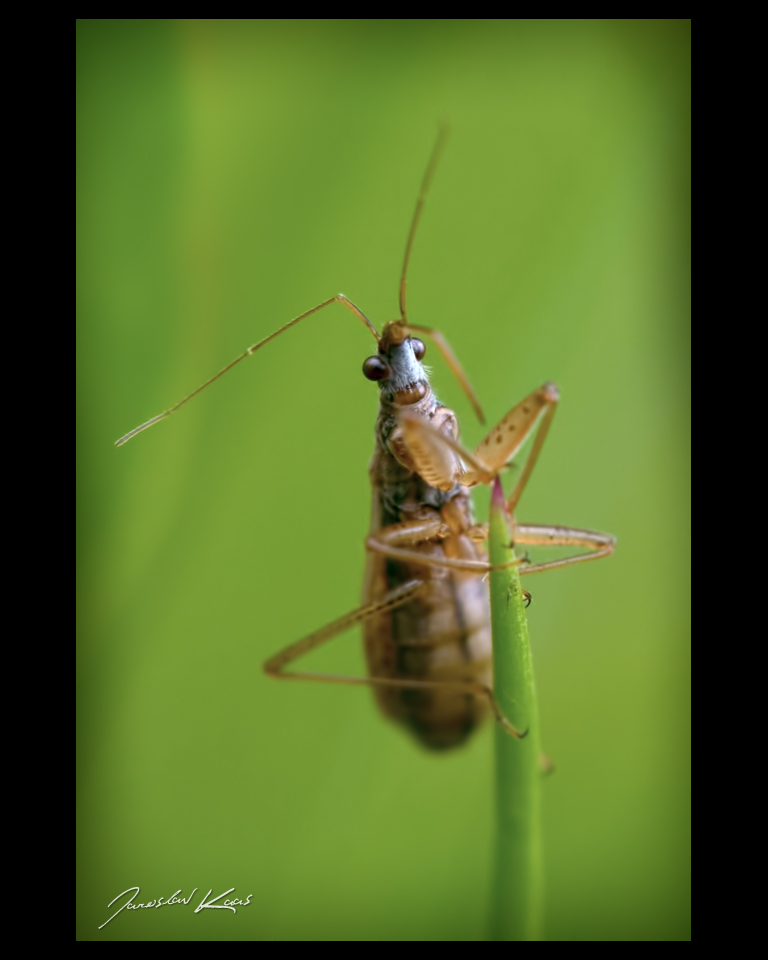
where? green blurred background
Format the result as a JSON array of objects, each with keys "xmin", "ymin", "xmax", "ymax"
[{"xmin": 77, "ymin": 20, "xmax": 690, "ymax": 941}]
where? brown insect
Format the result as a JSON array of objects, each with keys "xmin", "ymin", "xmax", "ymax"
[{"xmin": 116, "ymin": 131, "xmax": 614, "ymax": 750}]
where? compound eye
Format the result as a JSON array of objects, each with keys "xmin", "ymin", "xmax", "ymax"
[
  {"xmin": 410, "ymin": 338, "xmax": 426, "ymax": 360},
  {"xmin": 363, "ymin": 356, "xmax": 389, "ymax": 381}
]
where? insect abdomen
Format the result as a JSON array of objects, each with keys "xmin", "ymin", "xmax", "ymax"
[{"xmin": 364, "ymin": 559, "xmax": 492, "ymax": 750}]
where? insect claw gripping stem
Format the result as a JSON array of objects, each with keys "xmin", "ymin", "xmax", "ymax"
[
  {"xmin": 490, "ymin": 699, "xmax": 528, "ymax": 740},
  {"xmin": 500, "ymin": 718, "xmax": 529, "ymax": 740}
]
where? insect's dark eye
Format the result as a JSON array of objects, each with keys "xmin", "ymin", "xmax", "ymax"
[
  {"xmin": 363, "ymin": 356, "xmax": 389, "ymax": 381},
  {"xmin": 410, "ymin": 338, "xmax": 426, "ymax": 360}
]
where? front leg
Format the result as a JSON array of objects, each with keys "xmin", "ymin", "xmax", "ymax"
[
  {"xmin": 394, "ymin": 382, "xmax": 559, "ymax": 513},
  {"xmin": 473, "ymin": 382, "xmax": 560, "ymax": 512},
  {"xmin": 395, "ymin": 409, "xmax": 494, "ymax": 491}
]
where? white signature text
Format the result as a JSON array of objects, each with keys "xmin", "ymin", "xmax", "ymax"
[{"xmin": 99, "ymin": 886, "xmax": 253, "ymax": 929}]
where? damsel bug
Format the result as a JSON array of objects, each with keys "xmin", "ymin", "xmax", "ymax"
[{"xmin": 116, "ymin": 130, "xmax": 615, "ymax": 750}]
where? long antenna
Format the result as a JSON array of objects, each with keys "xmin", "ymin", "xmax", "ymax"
[
  {"xmin": 115, "ymin": 294, "xmax": 378, "ymax": 446},
  {"xmin": 398, "ymin": 124, "xmax": 450, "ymax": 323}
]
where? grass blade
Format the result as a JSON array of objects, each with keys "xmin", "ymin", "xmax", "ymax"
[{"xmin": 489, "ymin": 477, "xmax": 543, "ymax": 941}]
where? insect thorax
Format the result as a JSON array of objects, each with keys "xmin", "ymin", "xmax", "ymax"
[{"xmin": 371, "ymin": 398, "xmax": 472, "ymax": 529}]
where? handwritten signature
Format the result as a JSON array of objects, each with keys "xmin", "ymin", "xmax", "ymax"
[{"xmin": 99, "ymin": 886, "xmax": 253, "ymax": 930}]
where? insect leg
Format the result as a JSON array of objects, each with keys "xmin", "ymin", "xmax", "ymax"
[
  {"xmin": 396, "ymin": 382, "xmax": 559, "ymax": 509},
  {"xmin": 263, "ymin": 579, "xmax": 525, "ymax": 739},
  {"xmin": 396, "ymin": 411, "xmax": 494, "ymax": 491},
  {"xmin": 453, "ymin": 522, "xmax": 615, "ymax": 572},
  {"xmin": 263, "ymin": 580, "xmax": 424, "ymax": 678},
  {"xmin": 365, "ymin": 520, "xmax": 525, "ymax": 574},
  {"xmin": 466, "ymin": 523, "xmax": 489, "ymax": 541},
  {"xmin": 515, "ymin": 523, "xmax": 616, "ymax": 574},
  {"xmin": 469, "ymin": 382, "xmax": 560, "ymax": 513}
]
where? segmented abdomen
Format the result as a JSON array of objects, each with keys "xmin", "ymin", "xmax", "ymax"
[{"xmin": 363, "ymin": 544, "xmax": 492, "ymax": 750}]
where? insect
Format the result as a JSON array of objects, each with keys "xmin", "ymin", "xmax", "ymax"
[{"xmin": 117, "ymin": 130, "xmax": 615, "ymax": 750}]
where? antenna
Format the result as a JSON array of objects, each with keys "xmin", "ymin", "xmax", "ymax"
[
  {"xmin": 398, "ymin": 124, "xmax": 450, "ymax": 323},
  {"xmin": 115, "ymin": 294, "xmax": 378, "ymax": 446}
]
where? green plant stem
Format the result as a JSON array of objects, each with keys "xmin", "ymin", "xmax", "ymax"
[{"xmin": 489, "ymin": 477, "xmax": 543, "ymax": 941}]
